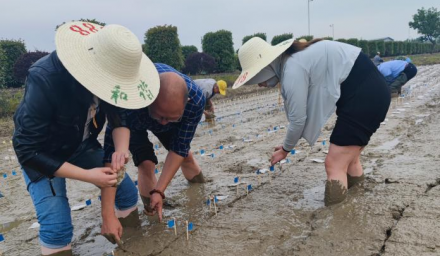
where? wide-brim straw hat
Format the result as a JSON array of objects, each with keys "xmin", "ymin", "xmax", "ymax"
[
  {"xmin": 233, "ymin": 37, "xmax": 294, "ymax": 89},
  {"xmin": 55, "ymin": 22, "xmax": 159, "ymax": 109}
]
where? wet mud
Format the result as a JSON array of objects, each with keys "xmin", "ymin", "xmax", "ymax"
[{"xmin": 1, "ymin": 65, "xmax": 440, "ymax": 255}]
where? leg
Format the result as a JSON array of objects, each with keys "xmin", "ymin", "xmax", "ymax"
[
  {"xmin": 137, "ymin": 160, "xmax": 157, "ymax": 214},
  {"xmin": 22, "ymin": 172, "xmax": 73, "ymax": 255},
  {"xmin": 181, "ymin": 151, "xmax": 205, "ymax": 183},
  {"xmin": 347, "ymin": 148, "xmax": 365, "ymax": 189},
  {"xmin": 324, "ymin": 143, "xmax": 362, "ymax": 206},
  {"xmin": 114, "ymin": 172, "xmax": 140, "ymax": 228}
]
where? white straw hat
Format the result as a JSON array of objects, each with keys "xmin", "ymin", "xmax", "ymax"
[
  {"xmin": 233, "ymin": 37, "xmax": 294, "ymax": 89},
  {"xmin": 55, "ymin": 22, "xmax": 160, "ymax": 109}
]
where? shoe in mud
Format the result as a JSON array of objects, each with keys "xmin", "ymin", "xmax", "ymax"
[{"xmin": 324, "ymin": 180, "xmax": 348, "ymax": 206}]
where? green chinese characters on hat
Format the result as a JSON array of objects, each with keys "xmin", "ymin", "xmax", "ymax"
[
  {"xmin": 110, "ymin": 85, "xmax": 128, "ymax": 104},
  {"xmin": 137, "ymin": 80, "xmax": 154, "ymax": 101}
]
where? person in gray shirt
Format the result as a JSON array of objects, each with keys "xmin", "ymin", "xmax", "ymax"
[
  {"xmin": 193, "ymin": 79, "xmax": 227, "ymax": 120},
  {"xmin": 373, "ymin": 52, "xmax": 384, "ymax": 66},
  {"xmin": 234, "ymin": 38, "xmax": 390, "ymax": 206}
]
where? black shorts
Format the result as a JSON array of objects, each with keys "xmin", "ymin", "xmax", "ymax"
[
  {"xmin": 104, "ymin": 128, "xmax": 172, "ymax": 166},
  {"xmin": 330, "ymin": 52, "xmax": 391, "ymax": 146}
]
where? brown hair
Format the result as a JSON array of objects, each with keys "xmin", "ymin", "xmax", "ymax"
[{"xmin": 284, "ymin": 38, "xmax": 324, "ymax": 55}]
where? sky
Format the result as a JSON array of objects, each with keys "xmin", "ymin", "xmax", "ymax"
[{"xmin": 0, "ymin": 0, "xmax": 439, "ymax": 53}]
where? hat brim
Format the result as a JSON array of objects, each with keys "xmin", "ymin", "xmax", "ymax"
[
  {"xmin": 219, "ymin": 87, "xmax": 226, "ymax": 96},
  {"xmin": 232, "ymin": 39, "xmax": 294, "ymax": 89},
  {"xmin": 55, "ymin": 22, "xmax": 159, "ymax": 110}
]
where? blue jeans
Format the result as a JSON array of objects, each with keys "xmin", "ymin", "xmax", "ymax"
[{"xmin": 22, "ymin": 139, "xmax": 138, "ymax": 249}]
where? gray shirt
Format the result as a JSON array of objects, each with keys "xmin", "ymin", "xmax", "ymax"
[
  {"xmin": 193, "ymin": 79, "xmax": 216, "ymax": 100},
  {"xmin": 280, "ymin": 40, "xmax": 361, "ymax": 151}
]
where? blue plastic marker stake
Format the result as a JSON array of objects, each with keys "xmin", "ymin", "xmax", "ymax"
[
  {"xmin": 214, "ymin": 196, "xmax": 219, "ymax": 203},
  {"xmin": 219, "ymin": 145, "xmax": 224, "ymax": 150},
  {"xmin": 187, "ymin": 222, "xmax": 194, "ymax": 231},
  {"xmin": 155, "ymin": 168, "xmax": 159, "ymax": 174},
  {"xmin": 234, "ymin": 177, "xmax": 239, "ymax": 183},
  {"xmin": 206, "ymin": 198, "xmax": 211, "ymax": 206},
  {"xmin": 155, "ymin": 144, "xmax": 159, "ymax": 150},
  {"xmin": 200, "ymin": 149, "xmax": 205, "ymax": 156},
  {"xmin": 232, "ymin": 124, "xmax": 236, "ymax": 128},
  {"xmin": 86, "ymin": 199, "xmax": 92, "ymax": 206},
  {"xmin": 168, "ymin": 218, "xmax": 177, "ymax": 236},
  {"xmin": 270, "ymin": 166, "xmax": 275, "ymax": 172},
  {"xmin": 134, "ymin": 180, "xmax": 138, "ymax": 186},
  {"xmin": 322, "ymin": 140, "xmax": 326, "ymax": 146},
  {"xmin": 0, "ymin": 233, "xmax": 4, "ymax": 242},
  {"xmin": 98, "ymin": 196, "xmax": 101, "ymax": 201},
  {"xmin": 247, "ymin": 184, "xmax": 253, "ymax": 195},
  {"xmin": 12, "ymin": 170, "xmax": 16, "ymax": 176},
  {"xmin": 211, "ymin": 153, "xmax": 215, "ymax": 159},
  {"xmin": 3, "ymin": 173, "xmax": 7, "ymax": 179},
  {"xmin": 290, "ymin": 149, "xmax": 296, "ymax": 155}
]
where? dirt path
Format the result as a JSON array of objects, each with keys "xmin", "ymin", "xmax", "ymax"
[{"xmin": 1, "ymin": 65, "xmax": 440, "ymax": 256}]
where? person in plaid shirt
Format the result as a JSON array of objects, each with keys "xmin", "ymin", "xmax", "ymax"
[{"xmin": 101, "ymin": 63, "xmax": 206, "ymax": 237}]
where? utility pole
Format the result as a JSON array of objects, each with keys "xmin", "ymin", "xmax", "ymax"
[{"xmin": 308, "ymin": 0, "xmax": 313, "ymax": 36}]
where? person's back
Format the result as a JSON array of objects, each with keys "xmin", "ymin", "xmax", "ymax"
[
  {"xmin": 377, "ymin": 60, "xmax": 407, "ymax": 83},
  {"xmin": 373, "ymin": 53, "xmax": 383, "ymax": 66}
]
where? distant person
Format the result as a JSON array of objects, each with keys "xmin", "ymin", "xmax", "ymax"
[
  {"xmin": 103, "ymin": 63, "xmax": 207, "ymax": 225},
  {"xmin": 373, "ymin": 52, "xmax": 383, "ymax": 66},
  {"xmin": 378, "ymin": 59, "xmax": 417, "ymax": 95},
  {"xmin": 12, "ymin": 22, "xmax": 160, "ymax": 255},
  {"xmin": 234, "ymin": 37, "xmax": 390, "ymax": 206},
  {"xmin": 193, "ymin": 79, "xmax": 227, "ymax": 120}
]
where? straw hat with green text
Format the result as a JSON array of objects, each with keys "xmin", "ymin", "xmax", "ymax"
[
  {"xmin": 233, "ymin": 37, "xmax": 294, "ymax": 89},
  {"xmin": 55, "ymin": 22, "xmax": 160, "ymax": 109}
]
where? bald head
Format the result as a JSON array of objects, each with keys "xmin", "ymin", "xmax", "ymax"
[{"xmin": 149, "ymin": 72, "xmax": 188, "ymax": 125}]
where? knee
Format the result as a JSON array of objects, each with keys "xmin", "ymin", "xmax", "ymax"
[
  {"xmin": 37, "ymin": 198, "xmax": 73, "ymax": 247},
  {"xmin": 115, "ymin": 174, "xmax": 138, "ymax": 210},
  {"xmin": 138, "ymin": 160, "xmax": 156, "ymax": 176}
]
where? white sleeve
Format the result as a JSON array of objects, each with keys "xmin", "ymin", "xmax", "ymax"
[{"xmin": 282, "ymin": 64, "xmax": 309, "ymax": 151}]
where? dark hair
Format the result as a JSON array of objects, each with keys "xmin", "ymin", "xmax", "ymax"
[{"xmin": 283, "ymin": 38, "xmax": 323, "ymax": 55}]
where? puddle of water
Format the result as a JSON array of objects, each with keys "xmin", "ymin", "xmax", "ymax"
[
  {"xmin": 293, "ymin": 184, "xmax": 325, "ymax": 210},
  {"xmin": 376, "ymin": 138, "xmax": 400, "ymax": 151}
]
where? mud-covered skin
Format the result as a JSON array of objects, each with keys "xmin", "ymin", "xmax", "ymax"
[
  {"xmin": 324, "ymin": 180, "xmax": 348, "ymax": 206},
  {"xmin": 347, "ymin": 173, "xmax": 365, "ymax": 189},
  {"xmin": 2, "ymin": 65, "xmax": 440, "ymax": 256},
  {"xmin": 188, "ymin": 171, "xmax": 206, "ymax": 183}
]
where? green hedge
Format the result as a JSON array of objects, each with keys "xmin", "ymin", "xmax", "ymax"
[
  {"xmin": 384, "ymin": 41, "xmax": 393, "ymax": 56},
  {"xmin": 202, "ymin": 30, "xmax": 235, "ymax": 73},
  {"xmin": 0, "ymin": 39, "xmax": 26, "ymax": 88},
  {"xmin": 242, "ymin": 33, "xmax": 267, "ymax": 45},
  {"xmin": 359, "ymin": 40, "xmax": 369, "ymax": 54},
  {"xmin": 271, "ymin": 33, "xmax": 293, "ymax": 45},
  {"xmin": 144, "ymin": 25, "xmax": 184, "ymax": 71}
]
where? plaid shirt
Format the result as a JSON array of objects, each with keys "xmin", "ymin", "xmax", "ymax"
[{"xmin": 105, "ymin": 63, "xmax": 205, "ymax": 158}]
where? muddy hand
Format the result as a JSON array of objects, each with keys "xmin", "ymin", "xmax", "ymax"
[{"xmin": 101, "ymin": 215, "xmax": 123, "ymax": 247}]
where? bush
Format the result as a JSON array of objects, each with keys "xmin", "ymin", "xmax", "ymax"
[
  {"xmin": 376, "ymin": 41, "xmax": 385, "ymax": 56},
  {"xmin": 181, "ymin": 45, "xmax": 198, "ymax": 61},
  {"xmin": 321, "ymin": 37, "xmax": 333, "ymax": 41},
  {"xmin": 359, "ymin": 40, "xmax": 369, "ymax": 54},
  {"xmin": 202, "ymin": 30, "xmax": 235, "ymax": 73},
  {"xmin": 242, "ymin": 33, "xmax": 267, "ymax": 45},
  {"xmin": 346, "ymin": 38, "xmax": 359, "ymax": 47},
  {"xmin": 384, "ymin": 41, "xmax": 393, "ymax": 56},
  {"xmin": 182, "ymin": 52, "xmax": 216, "ymax": 75},
  {"xmin": 144, "ymin": 25, "xmax": 184, "ymax": 71},
  {"xmin": 13, "ymin": 51, "xmax": 49, "ymax": 84},
  {"xmin": 397, "ymin": 41, "xmax": 405, "ymax": 55},
  {"xmin": 367, "ymin": 41, "xmax": 378, "ymax": 57},
  {"xmin": 297, "ymin": 35, "xmax": 314, "ymax": 42},
  {"xmin": 0, "ymin": 88, "xmax": 24, "ymax": 117},
  {"xmin": 271, "ymin": 33, "xmax": 293, "ymax": 45},
  {"xmin": 393, "ymin": 41, "xmax": 400, "ymax": 56},
  {"xmin": 405, "ymin": 42, "xmax": 412, "ymax": 55},
  {"xmin": 0, "ymin": 39, "xmax": 26, "ymax": 88},
  {"xmin": 336, "ymin": 38, "xmax": 347, "ymax": 43}
]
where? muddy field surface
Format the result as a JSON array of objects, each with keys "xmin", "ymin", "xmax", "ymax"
[{"xmin": 1, "ymin": 65, "xmax": 440, "ymax": 256}]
